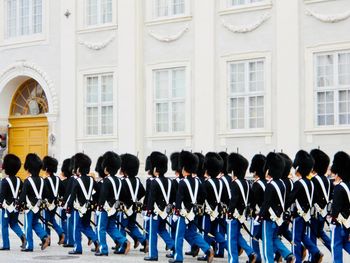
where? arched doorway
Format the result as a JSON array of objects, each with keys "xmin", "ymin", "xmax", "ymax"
[{"xmin": 8, "ymin": 79, "xmax": 49, "ymax": 180}]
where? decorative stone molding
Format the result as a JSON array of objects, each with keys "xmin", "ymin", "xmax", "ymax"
[
  {"xmin": 78, "ymin": 34, "xmax": 115, "ymax": 50},
  {"xmin": 221, "ymin": 13, "xmax": 271, "ymax": 33},
  {"xmin": 148, "ymin": 24, "xmax": 189, "ymax": 42},
  {"xmin": 0, "ymin": 61, "xmax": 58, "ymax": 114},
  {"xmin": 305, "ymin": 8, "xmax": 350, "ymax": 23}
]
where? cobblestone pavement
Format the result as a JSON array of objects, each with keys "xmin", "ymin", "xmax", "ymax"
[{"xmin": 0, "ymin": 215, "xmax": 345, "ymax": 263}]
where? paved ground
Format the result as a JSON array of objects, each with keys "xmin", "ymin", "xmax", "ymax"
[{"xmin": 0, "ymin": 215, "xmax": 346, "ymax": 262}]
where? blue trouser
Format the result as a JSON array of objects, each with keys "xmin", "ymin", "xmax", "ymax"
[
  {"xmin": 73, "ymin": 210, "xmax": 97, "ymax": 253},
  {"xmin": 250, "ymin": 219, "xmax": 262, "ymax": 262},
  {"xmin": 203, "ymin": 215, "xmax": 226, "ymax": 253},
  {"xmin": 148, "ymin": 215, "xmax": 175, "ymax": 258},
  {"xmin": 57, "ymin": 208, "xmax": 68, "ymax": 243},
  {"xmin": 170, "ymin": 215, "xmax": 177, "ymax": 240},
  {"xmin": 262, "ymin": 220, "xmax": 291, "ymax": 263},
  {"xmin": 310, "ymin": 215, "xmax": 331, "ymax": 252},
  {"xmin": 97, "ymin": 211, "xmax": 127, "ymax": 255},
  {"xmin": 43, "ymin": 209, "xmax": 64, "ymax": 237},
  {"xmin": 144, "ymin": 215, "xmax": 150, "ymax": 241},
  {"xmin": 227, "ymin": 219, "xmax": 254, "ymax": 263},
  {"xmin": 116, "ymin": 212, "xmax": 124, "ymax": 235},
  {"xmin": 217, "ymin": 217, "xmax": 226, "ymax": 256},
  {"xmin": 292, "ymin": 217, "xmax": 320, "ymax": 263},
  {"xmin": 278, "ymin": 221, "xmax": 293, "ymax": 242},
  {"xmin": 1, "ymin": 209, "xmax": 24, "ymax": 249},
  {"xmin": 66, "ymin": 212, "xmax": 74, "ymax": 245},
  {"xmin": 174, "ymin": 216, "xmax": 210, "ymax": 262},
  {"xmin": 120, "ymin": 213, "xmax": 146, "ymax": 244},
  {"xmin": 331, "ymin": 224, "xmax": 350, "ymax": 263},
  {"xmin": 24, "ymin": 210, "xmax": 48, "ymax": 250}
]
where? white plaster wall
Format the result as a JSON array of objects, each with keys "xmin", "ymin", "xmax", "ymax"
[
  {"xmin": 300, "ymin": 0, "xmax": 350, "ymax": 155},
  {"xmin": 1, "ymin": 0, "xmax": 350, "ymax": 166}
]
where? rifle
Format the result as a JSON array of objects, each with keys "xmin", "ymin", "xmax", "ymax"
[
  {"xmin": 182, "ymin": 214, "xmax": 214, "ymax": 238},
  {"xmin": 38, "ymin": 214, "xmax": 55, "ymax": 228},
  {"xmin": 121, "ymin": 210, "xmax": 148, "ymax": 234}
]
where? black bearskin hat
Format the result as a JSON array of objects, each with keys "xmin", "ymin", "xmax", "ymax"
[
  {"xmin": 194, "ymin": 152, "xmax": 205, "ymax": 178},
  {"xmin": 310, "ymin": 149, "xmax": 330, "ymax": 176},
  {"xmin": 179, "ymin": 151, "xmax": 198, "ymax": 174},
  {"xmin": 61, "ymin": 158, "xmax": 72, "ymax": 179},
  {"xmin": 121, "ymin": 153, "xmax": 140, "ymax": 177},
  {"xmin": 101, "ymin": 151, "xmax": 121, "ymax": 176},
  {"xmin": 279, "ymin": 153, "xmax": 292, "ymax": 179},
  {"xmin": 170, "ymin": 152, "xmax": 180, "ymax": 172},
  {"xmin": 249, "ymin": 154, "xmax": 266, "ymax": 179},
  {"xmin": 24, "ymin": 153, "xmax": 43, "ymax": 176},
  {"xmin": 95, "ymin": 156, "xmax": 105, "ymax": 178},
  {"xmin": 265, "ymin": 152, "xmax": 285, "ymax": 179},
  {"xmin": 42, "ymin": 156, "xmax": 58, "ymax": 174},
  {"xmin": 74, "ymin": 152, "xmax": 92, "ymax": 175},
  {"xmin": 2, "ymin": 154, "xmax": 21, "ymax": 177},
  {"xmin": 331, "ymin": 151, "xmax": 350, "ymax": 181},
  {"xmin": 150, "ymin": 151, "xmax": 168, "ymax": 175},
  {"xmin": 145, "ymin": 156, "xmax": 151, "ymax": 172},
  {"xmin": 204, "ymin": 152, "xmax": 223, "ymax": 177},
  {"xmin": 218, "ymin": 152, "xmax": 228, "ymax": 175},
  {"xmin": 227, "ymin": 153, "xmax": 248, "ymax": 179},
  {"xmin": 293, "ymin": 150, "xmax": 314, "ymax": 177}
]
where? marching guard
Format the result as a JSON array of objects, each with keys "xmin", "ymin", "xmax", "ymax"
[
  {"xmin": 200, "ymin": 152, "xmax": 227, "ymax": 261},
  {"xmin": 145, "ymin": 151, "xmax": 175, "ymax": 261},
  {"xmin": 170, "ymin": 150, "xmax": 214, "ymax": 263},
  {"xmin": 119, "ymin": 153, "xmax": 148, "ymax": 253},
  {"xmin": 309, "ymin": 149, "xmax": 332, "ymax": 252},
  {"xmin": 259, "ymin": 152, "xmax": 294, "ymax": 263},
  {"xmin": 66, "ymin": 153, "xmax": 99, "ymax": 255},
  {"xmin": 0, "ymin": 154, "xmax": 25, "ymax": 250},
  {"xmin": 42, "ymin": 156, "xmax": 65, "ymax": 245},
  {"xmin": 95, "ymin": 151, "xmax": 130, "ymax": 256},
  {"xmin": 330, "ymin": 151, "xmax": 350, "ymax": 263},
  {"xmin": 226, "ymin": 152, "xmax": 256, "ymax": 263},
  {"xmin": 289, "ymin": 150, "xmax": 324, "ymax": 263},
  {"xmin": 61, "ymin": 156, "xmax": 77, "ymax": 248},
  {"xmin": 249, "ymin": 154, "xmax": 266, "ymax": 263},
  {"xmin": 19, "ymin": 153, "xmax": 50, "ymax": 252},
  {"xmin": 58, "ymin": 158, "xmax": 73, "ymax": 246}
]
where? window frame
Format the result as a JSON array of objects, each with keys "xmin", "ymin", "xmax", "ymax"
[
  {"xmin": 77, "ymin": 0, "xmax": 117, "ymax": 33},
  {"xmin": 84, "ymin": 73, "xmax": 115, "ymax": 137},
  {"xmin": 304, "ymin": 42, "xmax": 350, "ymax": 138},
  {"xmin": 218, "ymin": 52, "xmax": 271, "ymax": 138},
  {"xmin": 153, "ymin": 0, "xmax": 185, "ymax": 20},
  {"xmin": 218, "ymin": 0, "xmax": 272, "ymax": 15},
  {"xmin": 0, "ymin": 0, "xmax": 47, "ymax": 47},
  {"xmin": 145, "ymin": 0, "xmax": 191, "ymax": 24},
  {"xmin": 85, "ymin": 0, "xmax": 113, "ymax": 28},
  {"xmin": 227, "ymin": 59, "xmax": 265, "ymax": 131},
  {"xmin": 145, "ymin": 61, "xmax": 191, "ymax": 138},
  {"xmin": 313, "ymin": 50, "xmax": 350, "ymax": 128},
  {"xmin": 228, "ymin": 0, "xmax": 264, "ymax": 7},
  {"xmin": 153, "ymin": 67, "xmax": 187, "ymax": 134}
]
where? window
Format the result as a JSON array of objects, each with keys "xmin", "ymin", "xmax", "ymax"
[
  {"xmin": 86, "ymin": 0, "xmax": 112, "ymax": 26},
  {"xmin": 228, "ymin": 59, "xmax": 265, "ymax": 130},
  {"xmin": 229, "ymin": 0, "xmax": 263, "ymax": 6},
  {"xmin": 153, "ymin": 67, "xmax": 186, "ymax": 133},
  {"xmin": 153, "ymin": 0, "xmax": 185, "ymax": 18},
  {"xmin": 85, "ymin": 74, "xmax": 114, "ymax": 136},
  {"xmin": 5, "ymin": 0, "xmax": 42, "ymax": 38},
  {"xmin": 315, "ymin": 51, "xmax": 350, "ymax": 126}
]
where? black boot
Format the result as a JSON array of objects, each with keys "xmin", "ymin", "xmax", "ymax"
[
  {"xmin": 20, "ymin": 234, "xmax": 26, "ymax": 249},
  {"xmin": 41, "ymin": 236, "xmax": 50, "ymax": 250}
]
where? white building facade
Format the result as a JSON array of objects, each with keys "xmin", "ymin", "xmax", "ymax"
[{"xmin": 0, "ymin": 0, "xmax": 350, "ymax": 169}]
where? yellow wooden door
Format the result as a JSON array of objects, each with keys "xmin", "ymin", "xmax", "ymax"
[{"xmin": 8, "ymin": 116, "xmax": 48, "ymax": 180}]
